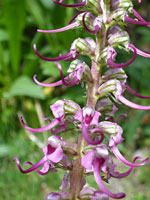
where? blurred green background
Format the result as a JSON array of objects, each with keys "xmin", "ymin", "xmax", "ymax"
[{"xmin": 0, "ymin": 0, "xmax": 150, "ymax": 199}]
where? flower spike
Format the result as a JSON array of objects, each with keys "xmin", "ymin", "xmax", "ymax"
[
  {"xmin": 93, "ymin": 161, "xmax": 126, "ymax": 199},
  {"xmin": 20, "ymin": 116, "xmax": 59, "ymax": 132},
  {"xmin": 107, "ymin": 44, "xmax": 137, "ymax": 68},
  {"xmin": 52, "ymin": 0, "xmax": 86, "ymax": 8},
  {"xmin": 37, "ymin": 22, "xmax": 78, "ymax": 33}
]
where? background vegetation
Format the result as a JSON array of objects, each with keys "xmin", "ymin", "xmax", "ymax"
[{"xmin": 0, "ymin": 0, "xmax": 150, "ymax": 199}]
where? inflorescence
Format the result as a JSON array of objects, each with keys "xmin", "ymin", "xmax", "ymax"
[{"xmin": 14, "ymin": 0, "xmax": 150, "ymax": 199}]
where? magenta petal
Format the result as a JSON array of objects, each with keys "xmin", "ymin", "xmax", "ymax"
[
  {"xmin": 111, "ymin": 144, "xmax": 149, "ymax": 167},
  {"xmin": 125, "ymin": 83, "xmax": 150, "ymax": 99},
  {"xmin": 130, "ymin": 44, "xmax": 150, "ymax": 58},
  {"xmin": 125, "ymin": 15, "xmax": 150, "ymax": 25},
  {"xmin": 34, "ymin": 44, "xmax": 72, "ymax": 62},
  {"xmin": 110, "ymin": 157, "xmax": 141, "ymax": 178},
  {"xmin": 14, "ymin": 157, "xmax": 47, "ymax": 174},
  {"xmin": 107, "ymin": 44, "xmax": 137, "ymax": 68},
  {"xmin": 74, "ymin": 110, "xmax": 83, "ymax": 122},
  {"xmin": 82, "ymin": 125, "xmax": 103, "ymax": 145},
  {"xmin": 20, "ymin": 116, "xmax": 59, "ymax": 132},
  {"xmin": 33, "ymin": 75, "xmax": 63, "ymax": 87},
  {"xmin": 59, "ymin": 174, "xmax": 69, "ymax": 190},
  {"xmin": 47, "ymin": 145, "xmax": 63, "ymax": 163},
  {"xmin": 68, "ymin": 11, "xmax": 84, "ymax": 24},
  {"xmin": 116, "ymin": 113, "xmax": 128, "ymax": 124},
  {"xmin": 24, "ymin": 161, "xmax": 49, "ymax": 175},
  {"xmin": 93, "ymin": 160, "xmax": 125, "ymax": 199},
  {"xmin": 82, "ymin": 150, "xmax": 95, "ymax": 170},
  {"xmin": 131, "ymin": 9, "xmax": 150, "ymax": 28},
  {"xmin": 52, "ymin": 0, "xmax": 86, "ymax": 7},
  {"xmin": 117, "ymin": 95, "xmax": 150, "ymax": 110},
  {"xmin": 82, "ymin": 12, "xmax": 100, "ymax": 34},
  {"xmin": 37, "ymin": 22, "xmax": 78, "ymax": 33},
  {"xmin": 54, "ymin": 62, "xmax": 79, "ymax": 86},
  {"xmin": 90, "ymin": 111, "xmax": 101, "ymax": 126}
]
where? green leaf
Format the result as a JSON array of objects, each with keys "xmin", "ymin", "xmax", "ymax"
[
  {"xmin": 7, "ymin": 76, "xmax": 45, "ymax": 99},
  {"xmin": 3, "ymin": 0, "xmax": 26, "ymax": 78}
]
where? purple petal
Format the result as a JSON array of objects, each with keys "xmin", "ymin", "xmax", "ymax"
[
  {"xmin": 117, "ymin": 95, "xmax": 150, "ymax": 110},
  {"xmin": 52, "ymin": 0, "xmax": 86, "ymax": 7},
  {"xmin": 111, "ymin": 144, "xmax": 149, "ymax": 167},
  {"xmin": 90, "ymin": 111, "xmax": 101, "ymax": 126},
  {"xmin": 20, "ymin": 116, "xmax": 59, "ymax": 132},
  {"xmin": 34, "ymin": 44, "xmax": 72, "ymax": 61},
  {"xmin": 125, "ymin": 15, "xmax": 150, "ymax": 26},
  {"xmin": 107, "ymin": 44, "xmax": 137, "ymax": 68},
  {"xmin": 125, "ymin": 83, "xmax": 150, "ymax": 99},
  {"xmin": 59, "ymin": 174, "xmax": 69, "ymax": 190},
  {"xmin": 82, "ymin": 12, "xmax": 100, "ymax": 34},
  {"xmin": 47, "ymin": 145, "xmax": 63, "ymax": 163},
  {"xmin": 82, "ymin": 150, "xmax": 95, "ymax": 170},
  {"xmin": 110, "ymin": 157, "xmax": 141, "ymax": 178},
  {"xmin": 93, "ymin": 160, "xmax": 125, "ymax": 199},
  {"xmin": 68, "ymin": 11, "xmax": 84, "ymax": 24},
  {"xmin": 33, "ymin": 75, "xmax": 63, "ymax": 87},
  {"xmin": 74, "ymin": 110, "xmax": 83, "ymax": 122},
  {"xmin": 46, "ymin": 192, "xmax": 61, "ymax": 200},
  {"xmin": 131, "ymin": 9, "xmax": 148, "ymax": 24},
  {"xmin": 54, "ymin": 62, "xmax": 79, "ymax": 86},
  {"xmin": 37, "ymin": 22, "xmax": 78, "ymax": 33},
  {"xmin": 24, "ymin": 161, "xmax": 50, "ymax": 175},
  {"xmin": 82, "ymin": 125, "xmax": 103, "ymax": 145},
  {"xmin": 14, "ymin": 157, "xmax": 47, "ymax": 174},
  {"xmin": 130, "ymin": 43, "xmax": 150, "ymax": 58},
  {"xmin": 116, "ymin": 113, "xmax": 128, "ymax": 124}
]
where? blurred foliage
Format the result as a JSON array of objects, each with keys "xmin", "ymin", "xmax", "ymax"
[{"xmin": 0, "ymin": 0, "xmax": 150, "ymax": 199}]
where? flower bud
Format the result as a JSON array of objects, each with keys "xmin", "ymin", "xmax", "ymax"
[
  {"xmin": 92, "ymin": 191, "xmax": 109, "ymax": 200},
  {"xmin": 102, "ymin": 68, "xmax": 127, "ymax": 84},
  {"xmin": 95, "ymin": 145, "xmax": 109, "ymax": 160},
  {"xmin": 98, "ymin": 121, "xmax": 123, "ymax": 135},
  {"xmin": 107, "ymin": 26, "xmax": 129, "ymax": 47},
  {"xmin": 98, "ymin": 46, "xmax": 117, "ymax": 65},
  {"xmin": 83, "ymin": 106, "xmax": 95, "ymax": 124},
  {"xmin": 46, "ymin": 192, "xmax": 61, "ymax": 200},
  {"xmin": 67, "ymin": 60, "xmax": 93, "ymax": 83},
  {"xmin": 47, "ymin": 136, "xmax": 62, "ymax": 148},
  {"xmin": 70, "ymin": 37, "xmax": 96, "ymax": 57},
  {"xmin": 76, "ymin": 12, "xmax": 95, "ymax": 29},
  {"xmin": 98, "ymin": 80, "xmax": 117, "ymax": 98},
  {"xmin": 96, "ymin": 97, "xmax": 118, "ymax": 118},
  {"xmin": 50, "ymin": 100, "xmax": 80, "ymax": 120},
  {"xmin": 82, "ymin": 0, "xmax": 102, "ymax": 15},
  {"xmin": 111, "ymin": 0, "xmax": 133, "ymax": 11},
  {"xmin": 64, "ymin": 100, "xmax": 81, "ymax": 114},
  {"xmin": 79, "ymin": 186, "xmax": 96, "ymax": 199}
]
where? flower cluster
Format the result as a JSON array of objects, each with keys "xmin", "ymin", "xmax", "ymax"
[{"xmin": 14, "ymin": 0, "xmax": 150, "ymax": 199}]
